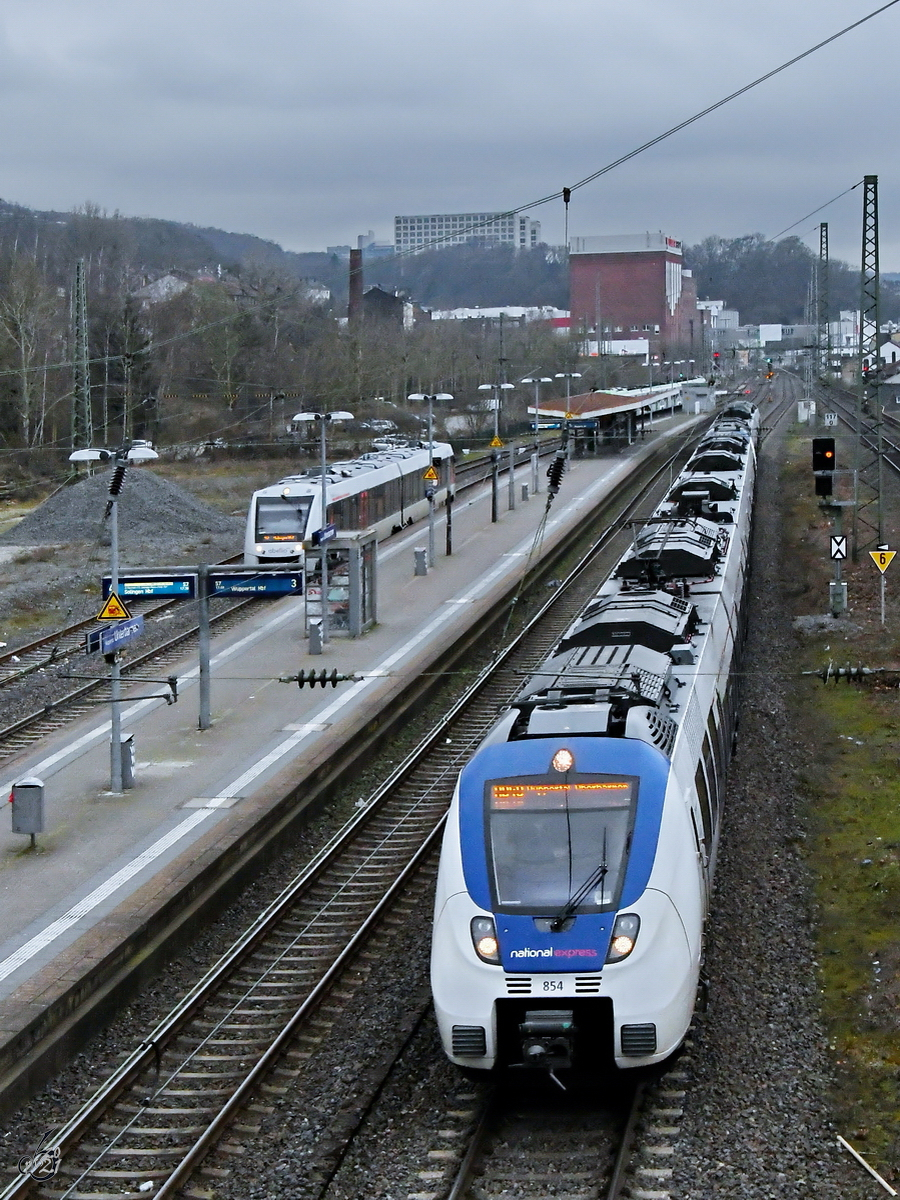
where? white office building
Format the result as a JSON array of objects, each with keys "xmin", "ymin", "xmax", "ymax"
[{"xmin": 394, "ymin": 212, "xmax": 541, "ymax": 254}]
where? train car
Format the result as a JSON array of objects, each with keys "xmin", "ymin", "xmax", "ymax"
[
  {"xmin": 430, "ymin": 406, "xmax": 758, "ymax": 1078},
  {"xmin": 243, "ymin": 441, "xmax": 454, "ymax": 566}
]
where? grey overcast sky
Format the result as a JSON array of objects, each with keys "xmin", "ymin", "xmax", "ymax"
[{"xmin": 1, "ymin": 0, "xmax": 899, "ymax": 267}]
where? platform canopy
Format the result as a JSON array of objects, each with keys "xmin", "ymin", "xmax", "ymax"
[{"xmin": 531, "ymin": 384, "xmax": 682, "ymax": 420}]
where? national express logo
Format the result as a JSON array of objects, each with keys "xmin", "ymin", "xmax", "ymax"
[{"xmin": 509, "ymin": 947, "xmax": 598, "ymax": 959}]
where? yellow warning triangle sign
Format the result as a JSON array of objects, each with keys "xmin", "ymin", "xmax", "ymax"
[
  {"xmin": 423, "ymin": 465, "xmax": 439, "ymax": 482},
  {"xmin": 869, "ymin": 549, "xmax": 896, "ymax": 574},
  {"xmin": 97, "ymin": 592, "xmax": 132, "ymax": 621},
  {"xmin": 489, "ymin": 435, "xmax": 504, "ymax": 448}
]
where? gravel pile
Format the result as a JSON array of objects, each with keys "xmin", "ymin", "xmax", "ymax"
[{"xmin": 0, "ymin": 468, "xmax": 243, "ymax": 546}]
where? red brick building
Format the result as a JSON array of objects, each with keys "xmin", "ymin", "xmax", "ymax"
[{"xmin": 569, "ymin": 232, "xmax": 707, "ymax": 362}]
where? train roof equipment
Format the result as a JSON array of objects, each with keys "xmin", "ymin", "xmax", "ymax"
[
  {"xmin": 556, "ymin": 588, "xmax": 700, "ymax": 655},
  {"xmin": 616, "ymin": 517, "xmax": 724, "ymax": 579}
]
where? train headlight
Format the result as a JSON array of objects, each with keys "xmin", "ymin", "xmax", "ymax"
[
  {"xmin": 470, "ymin": 916, "xmax": 500, "ymax": 965},
  {"xmin": 552, "ymin": 748, "xmax": 574, "ymax": 773},
  {"xmin": 606, "ymin": 913, "xmax": 640, "ymax": 963}
]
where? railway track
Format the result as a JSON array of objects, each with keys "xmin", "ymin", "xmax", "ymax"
[
  {"xmin": 0, "ymin": 592, "xmax": 255, "ymax": 763},
  {"xmin": 0, "ymin": 428, "xmax": 702, "ymax": 1200},
  {"xmin": 810, "ymin": 378, "xmax": 900, "ymax": 475},
  {"xmin": 441, "ymin": 1077, "xmax": 646, "ymax": 1200}
]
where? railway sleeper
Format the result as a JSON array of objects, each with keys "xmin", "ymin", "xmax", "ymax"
[
  {"xmin": 98, "ymin": 1123, "xmax": 208, "ymax": 1136},
  {"xmin": 117, "ymin": 1104, "xmax": 223, "ymax": 1115},
  {"xmin": 77, "ymin": 1145, "xmax": 190, "ymax": 1157}
]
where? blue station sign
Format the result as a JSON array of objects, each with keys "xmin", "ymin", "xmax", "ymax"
[
  {"xmin": 208, "ymin": 571, "xmax": 303, "ymax": 596},
  {"xmin": 86, "ymin": 615, "xmax": 145, "ymax": 656},
  {"xmin": 102, "ymin": 574, "xmax": 198, "ymax": 599},
  {"xmin": 311, "ymin": 523, "xmax": 336, "ymax": 546}
]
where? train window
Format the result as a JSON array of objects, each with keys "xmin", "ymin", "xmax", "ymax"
[
  {"xmin": 701, "ymin": 733, "xmax": 720, "ymax": 823},
  {"xmin": 694, "ymin": 765, "xmax": 713, "ymax": 852},
  {"xmin": 256, "ymin": 496, "xmax": 312, "ymax": 542},
  {"xmin": 709, "ymin": 704, "xmax": 728, "ymax": 780},
  {"xmin": 484, "ymin": 774, "xmax": 638, "ymax": 915},
  {"xmin": 705, "ymin": 714, "xmax": 724, "ymax": 783}
]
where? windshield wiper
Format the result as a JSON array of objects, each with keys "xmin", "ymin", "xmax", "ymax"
[{"xmin": 550, "ymin": 831, "xmax": 608, "ymax": 932}]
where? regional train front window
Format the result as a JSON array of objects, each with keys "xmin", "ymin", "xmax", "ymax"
[
  {"xmin": 486, "ymin": 775, "xmax": 637, "ymax": 914},
  {"xmin": 256, "ymin": 497, "xmax": 312, "ymax": 543}
]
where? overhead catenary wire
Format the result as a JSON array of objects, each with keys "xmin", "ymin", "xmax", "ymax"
[{"xmin": 770, "ymin": 180, "xmax": 864, "ymax": 240}]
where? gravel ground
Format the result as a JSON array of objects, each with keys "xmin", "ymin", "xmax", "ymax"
[
  {"xmin": 0, "ymin": 468, "xmax": 244, "ymax": 733},
  {"xmin": 670, "ymin": 406, "xmax": 865, "ymax": 1198}
]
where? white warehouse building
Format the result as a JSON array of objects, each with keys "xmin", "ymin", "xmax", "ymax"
[{"xmin": 394, "ymin": 212, "xmax": 541, "ymax": 253}]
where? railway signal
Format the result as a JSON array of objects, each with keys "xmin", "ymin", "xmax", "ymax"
[{"xmin": 812, "ymin": 436, "xmax": 835, "ymax": 495}]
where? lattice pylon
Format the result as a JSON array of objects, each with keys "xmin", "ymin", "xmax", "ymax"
[
  {"xmin": 71, "ymin": 258, "xmax": 92, "ymax": 450},
  {"xmin": 852, "ymin": 175, "xmax": 883, "ymax": 556}
]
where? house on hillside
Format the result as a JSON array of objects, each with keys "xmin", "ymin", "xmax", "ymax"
[
  {"xmin": 360, "ymin": 286, "xmax": 430, "ymax": 330},
  {"xmin": 132, "ymin": 274, "xmax": 189, "ymax": 307}
]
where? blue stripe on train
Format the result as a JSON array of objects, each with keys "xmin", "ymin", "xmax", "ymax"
[{"xmin": 458, "ymin": 738, "xmax": 670, "ymax": 924}]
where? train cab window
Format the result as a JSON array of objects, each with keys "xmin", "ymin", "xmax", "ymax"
[
  {"xmin": 484, "ymin": 774, "xmax": 637, "ymax": 915},
  {"xmin": 255, "ymin": 496, "xmax": 312, "ymax": 542}
]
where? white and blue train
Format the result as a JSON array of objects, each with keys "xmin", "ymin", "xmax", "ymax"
[
  {"xmin": 243, "ymin": 441, "xmax": 454, "ymax": 566},
  {"xmin": 430, "ymin": 401, "xmax": 758, "ymax": 1076}
]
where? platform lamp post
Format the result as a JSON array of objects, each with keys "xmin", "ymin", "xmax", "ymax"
[
  {"xmin": 408, "ymin": 392, "xmax": 453, "ymax": 567},
  {"xmin": 291, "ymin": 410, "xmax": 353, "ymax": 646},
  {"xmin": 478, "ymin": 382, "xmax": 514, "ymax": 523},
  {"xmin": 554, "ymin": 372, "xmax": 582, "ymax": 404},
  {"xmin": 555, "ymin": 373, "xmax": 582, "ymax": 457},
  {"xmin": 69, "ymin": 442, "xmax": 159, "ymax": 794},
  {"xmin": 521, "ymin": 376, "xmax": 553, "ymax": 439}
]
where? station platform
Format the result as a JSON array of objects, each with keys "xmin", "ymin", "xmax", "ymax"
[{"xmin": 0, "ymin": 418, "xmax": 697, "ymax": 1089}]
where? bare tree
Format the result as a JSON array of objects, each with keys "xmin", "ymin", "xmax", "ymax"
[{"xmin": 0, "ymin": 255, "xmax": 60, "ymax": 444}]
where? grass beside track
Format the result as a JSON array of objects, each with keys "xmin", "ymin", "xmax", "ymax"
[{"xmin": 783, "ymin": 429, "xmax": 900, "ymax": 1184}]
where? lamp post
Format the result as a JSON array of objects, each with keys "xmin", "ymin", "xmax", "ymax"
[
  {"xmin": 408, "ymin": 391, "xmax": 452, "ymax": 567},
  {"xmin": 477, "ymin": 381, "xmax": 514, "ymax": 441},
  {"xmin": 69, "ymin": 441, "xmax": 159, "ymax": 794},
  {"xmin": 555, "ymin": 373, "xmax": 582, "ymax": 458},
  {"xmin": 291, "ymin": 410, "xmax": 353, "ymax": 645},
  {"xmin": 478, "ymin": 382, "xmax": 514, "ymax": 522},
  {"xmin": 554, "ymin": 372, "xmax": 582, "ymax": 405},
  {"xmin": 521, "ymin": 376, "xmax": 552, "ymax": 439}
]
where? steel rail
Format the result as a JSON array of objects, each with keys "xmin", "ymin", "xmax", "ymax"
[
  {"xmin": 0, "ymin": 594, "xmax": 255, "ymax": 760},
  {"xmin": 604, "ymin": 1080, "xmax": 647, "ymax": 1200},
  {"xmin": 152, "ymin": 823, "xmax": 445, "ymax": 1200}
]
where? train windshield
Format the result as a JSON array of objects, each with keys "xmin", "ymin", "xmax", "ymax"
[
  {"xmin": 255, "ymin": 496, "xmax": 313, "ymax": 543},
  {"xmin": 485, "ymin": 775, "xmax": 637, "ymax": 914}
]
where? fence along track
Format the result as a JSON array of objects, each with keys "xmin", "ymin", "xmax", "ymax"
[{"xmin": 2, "ymin": 433, "xmax": 700, "ymax": 1200}]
